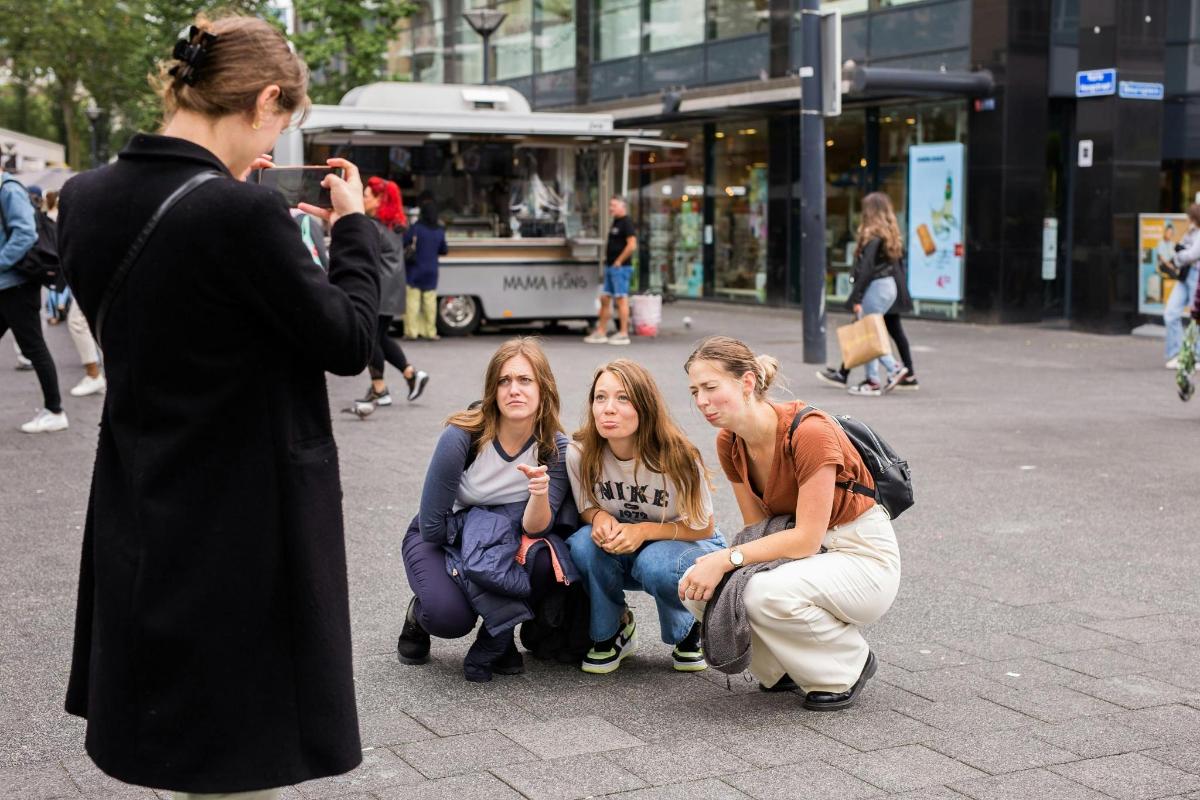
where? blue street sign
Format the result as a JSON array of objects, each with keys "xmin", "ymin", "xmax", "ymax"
[
  {"xmin": 1076, "ymin": 69, "xmax": 1116, "ymax": 98},
  {"xmin": 1118, "ymin": 81, "xmax": 1165, "ymax": 101}
]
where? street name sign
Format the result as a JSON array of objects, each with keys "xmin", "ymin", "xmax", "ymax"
[
  {"xmin": 1118, "ymin": 81, "xmax": 1164, "ymax": 101},
  {"xmin": 1076, "ymin": 69, "xmax": 1116, "ymax": 97}
]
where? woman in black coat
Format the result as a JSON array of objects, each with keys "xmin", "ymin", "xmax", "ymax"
[{"xmin": 56, "ymin": 16, "xmax": 379, "ymax": 797}]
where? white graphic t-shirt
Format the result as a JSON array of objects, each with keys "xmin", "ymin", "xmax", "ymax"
[{"xmin": 566, "ymin": 441, "xmax": 713, "ymax": 530}]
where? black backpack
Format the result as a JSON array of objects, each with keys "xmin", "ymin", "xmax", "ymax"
[
  {"xmin": 788, "ymin": 405, "xmax": 914, "ymax": 520},
  {"xmin": 0, "ymin": 179, "xmax": 62, "ymax": 289}
]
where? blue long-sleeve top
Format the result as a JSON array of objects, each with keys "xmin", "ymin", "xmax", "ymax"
[
  {"xmin": 419, "ymin": 425, "xmax": 570, "ymax": 546},
  {"xmin": 0, "ymin": 175, "xmax": 38, "ymax": 290},
  {"xmin": 402, "ymin": 220, "xmax": 447, "ymax": 291}
]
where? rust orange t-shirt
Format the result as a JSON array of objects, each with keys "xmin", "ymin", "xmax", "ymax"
[{"xmin": 716, "ymin": 400, "xmax": 875, "ymax": 529}]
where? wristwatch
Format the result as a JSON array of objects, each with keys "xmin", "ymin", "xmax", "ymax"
[{"xmin": 728, "ymin": 547, "xmax": 745, "ymax": 568}]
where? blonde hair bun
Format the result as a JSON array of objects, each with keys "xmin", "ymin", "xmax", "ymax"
[{"xmin": 755, "ymin": 354, "xmax": 780, "ymax": 392}]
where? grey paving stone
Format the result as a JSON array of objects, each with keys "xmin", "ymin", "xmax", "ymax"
[
  {"xmin": 895, "ymin": 697, "xmax": 1036, "ymax": 734},
  {"xmin": 1080, "ymin": 616, "xmax": 1198, "ymax": 645},
  {"xmin": 410, "ymin": 697, "xmax": 540, "ymax": 737},
  {"xmin": 1066, "ymin": 674, "xmax": 1199, "ymax": 710},
  {"xmin": 1053, "ymin": 598, "xmax": 1168, "ymax": 621},
  {"xmin": 1144, "ymin": 662, "xmax": 1200, "ymax": 694},
  {"xmin": 356, "ymin": 705, "xmax": 438, "ymax": 747},
  {"xmin": 719, "ymin": 723, "xmax": 858, "ymax": 768},
  {"xmin": 500, "ymin": 715, "xmax": 644, "ymax": 760},
  {"xmin": 873, "ymin": 642, "xmax": 980, "ymax": 672},
  {"xmin": 1032, "ymin": 717, "xmax": 1166, "ymax": 758},
  {"xmin": 1017, "ymin": 624, "xmax": 1132, "ymax": 652},
  {"xmin": 1114, "ymin": 642, "xmax": 1200, "ymax": 675},
  {"xmin": 950, "ymin": 767, "xmax": 1113, "ymax": 800},
  {"xmin": 833, "ymin": 744, "xmax": 987, "ymax": 794},
  {"xmin": 802, "ymin": 709, "xmax": 942, "ymax": 751},
  {"xmin": 938, "ymin": 633, "xmax": 1057, "ymax": 663},
  {"xmin": 0, "ymin": 762, "xmax": 78, "ymax": 799},
  {"xmin": 722, "ymin": 761, "xmax": 884, "ymax": 800},
  {"xmin": 294, "ymin": 748, "xmax": 424, "ymax": 797},
  {"xmin": 394, "ymin": 730, "xmax": 538, "ymax": 780},
  {"xmin": 60, "ymin": 756, "xmax": 158, "ymax": 798},
  {"xmin": 491, "ymin": 752, "xmax": 647, "ymax": 800},
  {"xmin": 969, "ymin": 657, "xmax": 1092, "ymax": 687},
  {"xmin": 597, "ymin": 778, "xmax": 754, "ymax": 799},
  {"xmin": 604, "ymin": 739, "xmax": 753, "ymax": 785},
  {"xmin": 889, "ymin": 789, "xmax": 974, "ymax": 800},
  {"xmin": 1120, "ymin": 704, "xmax": 1200, "ymax": 742},
  {"xmin": 1050, "ymin": 753, "xmax": 1200, "ymax": 800},
  {"xmin": 372, "ymin": 771, "xmax": 525, "ymax": 800},
  {"xmin": 879, "ymin": 665, "xmax": 1011, "ymax": 703},
  {"xmin": 1041, "ymin": 648, "xmax": 1155, "ymax": 679},
  {"xmin": 924, "ymin": 728, "xmax": 1077, "ymax": 775},
  {"xmin": 980, "ymin": 684, "xmax": 1124, "ymax": 724},
  {"xmin": 1144, "ymin": 744, "xmax": 1200, "ymax": 775}
]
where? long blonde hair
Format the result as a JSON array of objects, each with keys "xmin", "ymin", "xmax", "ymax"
[
  {"xmin": 574, "ymin": 359, "xmax": 712, "ymax": 527},
  {"xmin": 446, "ymin": 337, "xmax": 563, "ymax": 466},
  {"xmin": 856, "ymin": 191, "xmax": 903, "ymax": 262}
]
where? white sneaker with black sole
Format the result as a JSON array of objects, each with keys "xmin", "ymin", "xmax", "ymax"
[{"xmin": 581, "ymin": 614, "xmax": 638, "ymax": 674}]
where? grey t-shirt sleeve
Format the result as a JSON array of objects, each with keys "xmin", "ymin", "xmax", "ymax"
[{"xmin": 419, "ymin": 425, "xmax": 471, "ymax": 544}]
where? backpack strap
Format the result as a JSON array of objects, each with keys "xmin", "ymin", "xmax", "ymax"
[
  {"xmin": 95, "ymin": 171, "xmax": 221, "ymax": 346},
  {"xmin": 786, "ymin": 405, "xmax": 877, "ymax": 500}
]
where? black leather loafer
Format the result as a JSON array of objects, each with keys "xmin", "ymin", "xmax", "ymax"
[
  {"xmin": 759, "ymin": 673, "xmax": 799, "ymax": 692},
  {"xmin": 396, "ymin": 597, "xmax": 431, "ymax": 665},
  {"xmin": 802, "ymin": 650, "xmax": 877, "ymax": 711}
]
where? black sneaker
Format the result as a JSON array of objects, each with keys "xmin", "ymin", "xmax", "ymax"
[
  {"xmin": 396, "ymin": 597, "xmax": 431, "ymax": 665},
  {"xmin": 894, "ymin": 374, "xmax": 919, "ymax": 391},
  {"xmin": 803, "ymin": 650, "xmax": 877, "ymax": 711},
  {"xmin": 406, "ymin": 370, "xmax": 430, "ymax": 402},
  {"xmin": 672, "ymin": 621, "xmax": 707, "ymax": 672},
  {"xmin": 759, "ymin": 673, "xmax": 799, "ymax": 692},
  {"xmin": 581, "ymin": 611, "xmax": 637, "ymax": 674},
  {"xmin": 359, "ymin": 384, "xmax": 392, "ymax": 406},
  {"xmin": 492, "ymin": 636, "xmax": 525, "ymax": 676},
  {"xmin": 815, "ymin": 367, "xmax": 848, "ymax": 387},
  {"xmin": 463, "ymin": 625, "xmax": 516, "ymax": 683}
]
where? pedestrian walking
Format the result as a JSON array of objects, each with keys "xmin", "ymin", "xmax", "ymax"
[
  {"xmin": 0, "ymin": 172, "xmax": 66, "ymax": 433},
  {"xmin": 402, "ymin": 200, "xmax": 446, "ymax": 340},
  {"xmin": 585, "ymin": 195, "xmax": 636, "ymax": 346},
  {"xmin": 1163, "ymin": 204, "xmax": 1200, "ymax": 370},
  {"xmin": 565, "ymin": 358, "xmax": 725, "ymax": 675},
  {"xmin": 57, "ymin": 15, "xmax": 380, "ymax": 798},
  {"xmin": 683, "ymin": 336, "xmax": 901, "ymax": 711},
  {"xmin": 359, "ymin": 176, "xmax": 429, "ymax": 406},
  {"xmin": 815, "ymin": 192, "xmax": 912, "ymax": 395},
  {"xmin": 397, "ymin": 338, "xmax": 578, "ymax": 682}
]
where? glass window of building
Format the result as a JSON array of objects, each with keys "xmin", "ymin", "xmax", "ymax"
[
  {"xmin": 492, "ymin": 0, "xmax": 534, "ymax": 79},
  {"xmin": 595, "ymin": 0, "xmax": 641, "ymax": 60},
  {"xmin": 535, "ymin": 0, "xmax": 576, "ymax": 72},
  {"xmin": 399, "ymin": 0, "xmax": 446, "ymax": 83},
  {"xmin": 710, "ymin": 0, "xmax": 770, "ymax": 40},
  {"xmin": 632, "ymin": 126, "xmax": 705, "ymax": 297},
  {"xmin": 823, "ymin": 109, "xmax": 867, "ymax": 301},
  {"xmin": 713, "ymin": 122, "xmax": 768, "ymax": 303},
  {"xmin": 649, "ymin": 0, "xmax": 705, "ymax": 51}
]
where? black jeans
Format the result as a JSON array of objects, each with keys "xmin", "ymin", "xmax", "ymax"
[
  {"xmin": 368, "ymin": 315, "xmax": 409, "ymax": 382},
  {"xmin": 0, "ymin": 281, "xmax": 61, "ymax": 413}
]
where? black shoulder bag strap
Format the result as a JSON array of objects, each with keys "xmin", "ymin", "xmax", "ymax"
[
  {"xmin": 786, "ymin": 405, "xmax": 877, "ymax": 501},
  {"xmin": 94, "ymin": 171, "xmax": 221, "ymax": 346}
]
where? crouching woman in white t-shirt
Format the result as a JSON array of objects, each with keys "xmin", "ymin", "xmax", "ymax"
[{"xmin": 567, "ymin": 358, "xmax": 726, "ymax": 674}]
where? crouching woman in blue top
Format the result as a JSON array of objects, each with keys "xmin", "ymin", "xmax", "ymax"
[{"xmin": 398, "ymin": 337, "xmax": 577, "ymax": 681}]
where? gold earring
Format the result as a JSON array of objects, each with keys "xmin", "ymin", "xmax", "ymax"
[{"xmin": 252, "ymin": 118, "xmax": 262, "ymax": 130}]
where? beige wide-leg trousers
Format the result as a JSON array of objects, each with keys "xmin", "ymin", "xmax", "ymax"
[
  {"xmin": 174, "ymin": 791, "xmax": 280, "ymax": 800},
  {"xmin": 67, "ymin": 300, "xmax": 99, "ymax": 365},
  {"xmin": 685, "ymin": 504, "xmax": 901, "ymax": 694}
]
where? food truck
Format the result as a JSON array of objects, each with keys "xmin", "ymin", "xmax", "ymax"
[{"xmin": 274, "ymin": 83, "xmax": 681, "ymax": 335}]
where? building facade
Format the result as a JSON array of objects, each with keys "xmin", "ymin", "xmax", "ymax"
[{"xmin": 387, "ymin": 0, "xmax": 1186, "ymax": 332}]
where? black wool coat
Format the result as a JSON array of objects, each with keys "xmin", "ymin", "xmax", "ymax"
[{"xmin": 57, "ymin": 134, "xmax": 380, "ymax": 794}]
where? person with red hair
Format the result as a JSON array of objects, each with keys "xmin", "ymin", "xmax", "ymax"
[{"xmin": 357, "ymin": 177, "xmax": 428, "ymax": 407}]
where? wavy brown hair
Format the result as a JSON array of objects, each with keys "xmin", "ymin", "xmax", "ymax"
[
  {"xmin": 446, "ymin": 337, "xmax": 563, "ymax": 466},
  {"xmin": 856, "ymin": 191, "xmax": 904, "ymax": 263},
  {"xmin": 574, "ymin": 359, "xmax": 712, "ymax": 527}
]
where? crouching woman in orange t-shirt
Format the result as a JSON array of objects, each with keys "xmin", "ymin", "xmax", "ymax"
[{"xmin": 679, "ymin": 336, "xmax": 901, "ymax": 711}]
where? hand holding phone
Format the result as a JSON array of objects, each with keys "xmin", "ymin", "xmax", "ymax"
[
  {"xmin": 253, "ymin": 165, "xmax": 344, "ymax": 209},
  {"xmin": 298, "ymin": 158, "xmax": 365, "ymax": 229}
]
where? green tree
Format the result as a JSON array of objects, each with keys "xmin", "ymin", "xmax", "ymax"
[{"xmin": 293, "ymin": 0, "xmax": 416, "ymax": 105}]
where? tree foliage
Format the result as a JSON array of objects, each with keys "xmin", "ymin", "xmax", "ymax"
[{"xmin": 292, "ymin": 0, "xmax": 416, "ymax": 105}]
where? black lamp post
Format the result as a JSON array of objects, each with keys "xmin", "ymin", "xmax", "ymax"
[
  {"xmin": 84, "ymin": 102, "xmax": 102, "ymax": 169},
  {"xmin": 462, "ymin": 7, "xmax": 507, "ymax": 85}
]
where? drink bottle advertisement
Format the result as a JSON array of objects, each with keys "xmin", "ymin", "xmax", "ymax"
[{"xmin": 907, "ymin": 142, "xmax": 965, "ymax": 301}]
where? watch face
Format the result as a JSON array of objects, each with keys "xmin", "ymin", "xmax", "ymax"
[{"xmin": 730, "ymin": 549, "xmax": 744, "ymax": 566}]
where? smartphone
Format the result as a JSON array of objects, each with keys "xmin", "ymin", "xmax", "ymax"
[{"xmin": 253, "ymin": 166, "xmax": 343, "ymax": 209}]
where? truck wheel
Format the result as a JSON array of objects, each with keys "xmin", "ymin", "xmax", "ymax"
[{"xmin": 437, "ymin": 295, "xmax": 481, "ymax": 336}]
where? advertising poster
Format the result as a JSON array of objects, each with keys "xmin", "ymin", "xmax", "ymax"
[
  {"xmin": 907, "ymin": 143, "xmax": 965, "ymax": 301},
  {"xmin": 1138, "ymin": 213, "xmax": 1188, "ymax": 315}
]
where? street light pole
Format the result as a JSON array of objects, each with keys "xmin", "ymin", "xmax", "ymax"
[
  {"xmin": 799, "ymin": 0, "xmax": 827, "ymax": 364},
  {"xmin": 84, "ymin": 102, "xmax": 102, "ymax": 169},
  {"xmin": 462, "ymin": 7, "xmax": 507, "ymax": 85}
]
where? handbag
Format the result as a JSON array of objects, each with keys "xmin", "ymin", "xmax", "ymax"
[
  {"xmin": 94, "ymin": 171, "xmax": 221, "ymax": 346},
  {"xmin": 837, "ymin": 313, "xmax": 890, "ymax": 369},
  {"xmin": 404, "ymin": 232, "xmax": 417, "ymax": 262}
]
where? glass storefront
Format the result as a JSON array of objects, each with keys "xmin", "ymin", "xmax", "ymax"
[
  {"xmin": 713, "ymin": 122, "xmax": 768, "ymax": 303},
  {"xmin": 631, "ymin": 126, "xmax": 706, "ymax": 297}
]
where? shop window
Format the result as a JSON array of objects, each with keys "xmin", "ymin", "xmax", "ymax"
[
  {"xmin": 493, "ymin": 0, "xmax": 534, "ymax": 80},
  {"xmin": 823, "ymin": 109, "xmax": 867, "ymax": 302},
  {"xmin": 709, "ymin": 0, "xmax": 770, "ymax": 40},
  {"xmin": 713, "ymin": 122, "xmax": 768, "ymax": 303},
  {"xmin": 649, "ymin": 0, "xmax": 705, "ymax": 51},
  {"xmin": 413, "ymin": 21, "xmax": 446, "ymax": 83},
  {"xmin": 595, "ymin": 0, "xmax": 642, "ymax": 60},
  {"xmin": 535, "ymin": 0, "xmax": 576, "ymax": 72},
  {"xmin": 633, "ymin": 126, "xmax": 706, "ymax": 297}
]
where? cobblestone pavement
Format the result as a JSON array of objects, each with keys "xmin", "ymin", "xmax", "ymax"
[{"xmin": 2, "ymin": 301, "xmax": 1199, "ymax": 800}]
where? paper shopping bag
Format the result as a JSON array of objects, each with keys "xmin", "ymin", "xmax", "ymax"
[{"xmin": 837, "ymin": 313, "xmax": 890, "ymax": 369}]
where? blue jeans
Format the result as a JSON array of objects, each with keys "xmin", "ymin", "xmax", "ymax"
[
  {"xmin": 1164, "ymin": 269, "xmax": 1199, "ymax": 360},
  {"xmin": 861, "ymin": 276, "xmax": 899, "ymax": 384},
  {"xmin": 567, "ymin": 525, "xmax": 726, "ymax": 645}
]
